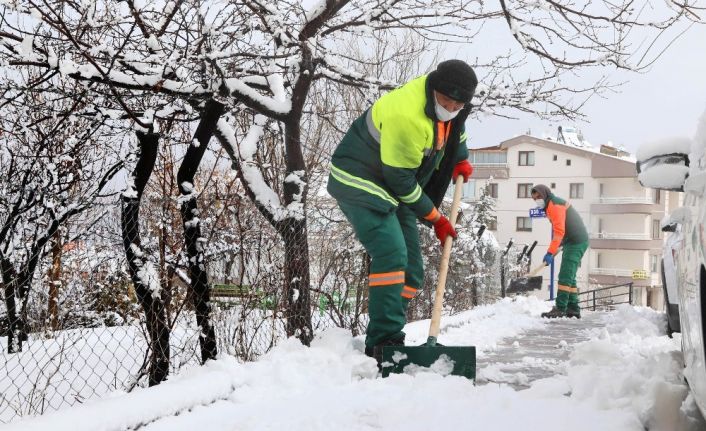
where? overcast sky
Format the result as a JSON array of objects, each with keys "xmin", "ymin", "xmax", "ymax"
[{"xmin": 466, "ymin": 23, "xmax": 706, "ymax": 153}]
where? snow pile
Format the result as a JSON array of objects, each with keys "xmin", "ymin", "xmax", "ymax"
[
  {"xmin": 636, "ymin": 137, "xmax": 692, "ymax": 162},
  {"xmin": 638, "ymin": 164, "xmax": 689, "ymax": 189},
  {"xmin": 8, "ymin": 299, "xmax": 703, "ymax": 431},
  {"xmin": 662, "ymin": 207, "xmax": 691, "ymax": 227},
  {"xmin": 636, "ymin": 137, "xmax": 691, "ymax": 190},
  {"xmin": 403, "ymin": 296, "xmax": 548, "ymax": 351},
  {"xmin": 534, "ymin": 305, "xmax": 703, "ymax": 431},
  {"xmin": 569, "ymin": 307, "xmax": 681, "ymax": 424}
]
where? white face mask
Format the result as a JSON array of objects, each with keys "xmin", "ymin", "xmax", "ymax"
[
  {"xmin": 434, "ymin": 95, "xmax": 462, "ymax": 122},
  {"xmin": 535, "ymin": 199, "xmax": 546, "ymax": 209}
]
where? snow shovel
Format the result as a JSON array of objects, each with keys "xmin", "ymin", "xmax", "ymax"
[
  {"xmin": 381, "ymin": 176, "xmax": 476, "ymax": 379},
  {"xmin": 507, "ymin": 249, "xmax": 560, "ymax": 293},
  {"xmin": 506, "ymin": 263, "xmax": 545, "ymax": 293}
]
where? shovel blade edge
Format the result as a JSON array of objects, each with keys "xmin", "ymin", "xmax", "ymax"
[{"xmin": 381, "ymin": 345, "xmax": 476, "ymax": 379}]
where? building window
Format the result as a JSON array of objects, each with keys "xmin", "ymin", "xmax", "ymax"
[
  {"xmin": 470, "ymin": 151, "xmax": 508, "ymax": 165},
  {"xmin": 570, "ymin": 183, "xmax": 584, "ymax": 199},
  {"xmin": 653, "ymin": 189, "xmax": 661, "ymax": 204},
  {"xmin": 650, "ymin": 255, "xmax": 659, "ymax": 273},
  {"xmin": 596, "ymin": 252, "xmax": 602, "ymax": 268},
  {"xmin": 462, "ymin": 180, "xmax": 477, "ymax": 200},
  {"xmin": 652, "ymin": 220, "xmax": 661, "ymax": 239},
  {"xmin": 553, "ymin": 154, "xmax": 558, "ymax": 161},
  {"xmin": 487, "ymin": 216, "xmax": 498, "ymax": 231},
  {"xmin": 516, "ymin": 217, "xmax": 532, "ymax": 232},
  {"xmin": 599, "ymin": 183, "xmax": 604, "ymax": 197},
  {"xmin": 566, "ymin": 159, "xmax": 572, "ymax": 166},
  {"xmin": 518, "ymin": 151, "xmax": 535, "ymax": 166},
  {"xmin": 488, "ymin": 183, "xmax": 498, "ymax": 198},
  {"xmin": 551, "ymin": 182, "xmax": 556, "ymax": 189},
  {"xmin": 517, "ymin": 183, "xmax": 533, "ymax": 198}
]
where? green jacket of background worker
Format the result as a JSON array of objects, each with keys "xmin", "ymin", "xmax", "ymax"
[
  {"xmin": 531, "ymin": 184, "xmax": 589, "ymax": 319},
  {"xmin": 327, "ymin": 60, "xmax": 478, "ymax": 363}
]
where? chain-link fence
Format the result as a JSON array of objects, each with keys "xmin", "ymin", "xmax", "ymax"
[
  {"xmin": 0, "ymin": 183, "xmax": 378, "ymax": 424},
  {"xmin": 1, "ymin": 181, "xmax": 507, "ymax": 424},
  {"xmin": 0, "ymin": 197, "xmax": 295, "ymax": 423}
]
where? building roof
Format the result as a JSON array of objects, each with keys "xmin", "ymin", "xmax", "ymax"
[
  {"xmin": 471, "ymin": 144, "xmax": 503, "ymax": 151},
  {"xmin": 486, "ymin": 134, "xmax": 638, "ymax": 178}
]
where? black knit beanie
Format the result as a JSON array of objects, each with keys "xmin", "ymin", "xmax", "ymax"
[{"xmin": 428, "ymin": 60, "xmax": 478, "ymax": 103}]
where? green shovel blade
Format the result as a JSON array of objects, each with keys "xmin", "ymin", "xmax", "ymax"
[{"xmin": 381, "ymin": 344, "xmax": 476, "ymax": 379}]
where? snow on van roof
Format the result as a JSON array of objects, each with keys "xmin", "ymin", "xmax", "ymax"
[{"xmin": 636, "ymin": 137, "xmax": 692, "ymax": 162}]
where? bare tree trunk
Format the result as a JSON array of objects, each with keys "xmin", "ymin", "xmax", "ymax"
[
  {"xmin": 159, "ymin": 193, "xmax": 174, "ymax": 322},
  {"xmin": 471, "ymin": 280, "xmax": 479, "ymax": 308},
  {"xmin": 177, "ymin": 99, "xmax": 224, "ymax": 363},
  {"xmin": 277, "ymin": 112, "xmax": 314, "ymax": 345},
  {"xmin": 1, "ymin": 257, "xmax": 22, "ymax": 353},
  {"xmin": 48, "ymin": 230, "xmax": 62, "ymax": 331},
  {"xmin": 278, "ymin": 217, "xmax": 312, "ymax": 342},
  {"xmin": 121, "ymin": 130, "xmax": 170, "ymax": 386}
]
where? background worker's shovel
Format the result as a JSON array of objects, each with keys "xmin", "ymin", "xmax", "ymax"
[
  {"xmin": 507, "ymin": 263, "xmax": 545, "ymax": 293},
  {"xmin": 507, "ymin": 249, "xmax": 560, "ymax": 293},
  {"xmin": 381, "ymin": 176, "xmax": 476, "ymax": 379}
]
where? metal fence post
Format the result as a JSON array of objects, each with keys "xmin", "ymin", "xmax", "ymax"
[
  {"xmin": 628, "ymin": 282, "xmax": 633, "ymax": 305},
  {"xmin": 500, "ymin": 255, "xmax": 506, "ymax": 298},
  {"xmin": 500, "ymin": 240, "xmax": 512, "ymax": 298},
  {"xmin": 549, "ymin": 230, "xmax": 555, "ymax": 300},
  {"xmin": 592, "ymin": 290, "xmax": 596, "ymax": 311}
]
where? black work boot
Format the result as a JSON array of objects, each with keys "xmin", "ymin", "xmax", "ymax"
[
  {"xmin": 368, "ymin": 335, "xmax": 405, "ymax": 370},
  {"xmin": 541, "ymin": 307, "xmax": 567, "ymax": 319},
  {"xmin": 566, "ymin": 308, "xmax": 581, "ymax": 319}
]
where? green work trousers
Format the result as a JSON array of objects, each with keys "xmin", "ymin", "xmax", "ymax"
[
  {"xmin": 338, "ymin": 202, "xmax": 424, "ymax": 347},
  {"xmin": 556, "ymin": 241, "xmax": 589, "ymax": 312}
]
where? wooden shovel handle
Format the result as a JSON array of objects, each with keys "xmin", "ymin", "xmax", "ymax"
[
  {"xmin": 429, "ymin": 176, "xmax": 464, "ymax": 339},
  {"xmin": 527, "ymin": 263, "xmax": 547, "ymax": 277},
  {"xmin": 525, "ymin": 248, "xmax": 562, "ymax": 277}
]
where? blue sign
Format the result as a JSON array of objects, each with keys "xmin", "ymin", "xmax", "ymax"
[{"xmin": 529, "ymin": 208, "xmax": 546, "ymax": 218}]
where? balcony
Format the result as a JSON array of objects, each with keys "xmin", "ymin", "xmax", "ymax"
[
  {"xmin": 590, "ymin": 232, "xmax": 652, "ymax": 240},
  {"xmin": 589, "ymin": 268, "xmax": 637, "ymax": 277},
  {"xmin": 589, "ymin": 267, "xmax": 657, "ymax": 287},
  {"xmin": 594, "ymin": 197, "xmax": 655, "ymax": 204},
  {"xmin": 471, "ymin": 163, "xmax": 509, "ymax": 180},
  {"xmin": 590, "ymin": 235, "xmax": 662, "ymax": 250},
  {"xmin": 591, "ymin": 197, "xmax": 661, "ymax": 215},
  {"xmin": 473, "ymin": 163, "xmax": 509, "ymax": 168}
]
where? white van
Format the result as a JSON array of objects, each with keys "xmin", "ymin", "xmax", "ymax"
[{"xmin": 636, "ymin": 109, "xmax": 706, "ymax": 416}]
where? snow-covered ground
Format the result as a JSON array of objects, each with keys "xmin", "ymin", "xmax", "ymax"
[{"xmin": 5, "ymin": 297, "xmax": 704, "ymax": 431}]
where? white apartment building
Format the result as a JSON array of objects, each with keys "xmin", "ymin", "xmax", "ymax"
[{"xmin": 466, "ymin": 133, "xmax": 681, "ymax": 307}]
